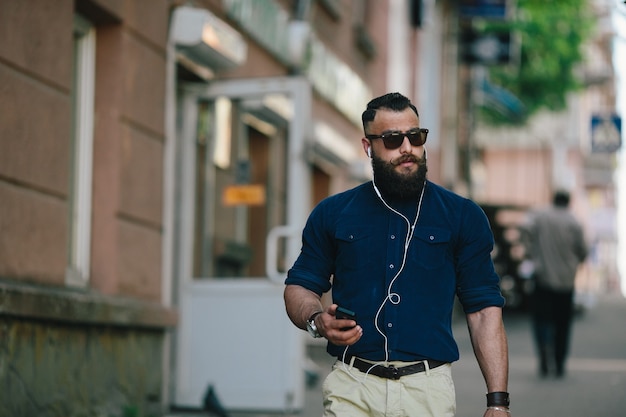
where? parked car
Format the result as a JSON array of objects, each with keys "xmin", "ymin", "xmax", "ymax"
[{"xmin": 480, "ymin": 204, "xmax": 532, "ymax": 311}]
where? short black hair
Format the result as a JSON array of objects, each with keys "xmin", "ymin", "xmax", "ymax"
[
  {"xmin": 553, "ymin": 190, "xmax": 570, "ymax": 207},
  {"xmin": 362, "ymin": 92, "xmax": 419, "ymax": 132}
]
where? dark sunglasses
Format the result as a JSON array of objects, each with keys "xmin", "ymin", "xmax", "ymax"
[{"xmin": 365, "ymin": 128, "xmax": 429, "ymax": 149}]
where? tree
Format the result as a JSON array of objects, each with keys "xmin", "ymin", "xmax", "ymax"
[{"xmin": 480, "ymin": 0, "xmax": 595, "ymax": 125}]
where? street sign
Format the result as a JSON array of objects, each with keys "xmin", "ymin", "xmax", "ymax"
[
  {"xmin": 591, "ymin": 114, "xmax": 622, "ymax": 153},
  {"xmin": 460, "ymin": 0, "xmax": 508, "ymax": 19},
  {"xmin": 222, "ymin": 184, "xmax": 266, "ymax": 206}
]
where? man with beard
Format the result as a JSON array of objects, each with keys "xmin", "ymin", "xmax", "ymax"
[{"xmin": 284, "ymin": 92, "xmax": 510, "ymax": 417}]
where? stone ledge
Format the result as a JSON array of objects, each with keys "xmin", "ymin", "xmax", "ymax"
[{"xmin": 0, "ymin": 280, "xmax": 178, "ymax": 329}]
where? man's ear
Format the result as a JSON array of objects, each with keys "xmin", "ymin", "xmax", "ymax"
[{"xmin": 361, "ymin": 137, "xmax": 372, "ymax": 158}]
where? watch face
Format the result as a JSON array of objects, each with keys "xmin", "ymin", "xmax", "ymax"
[{"xmin": 306, "ymin": 319, "xmax": 320, "ymax": 338}]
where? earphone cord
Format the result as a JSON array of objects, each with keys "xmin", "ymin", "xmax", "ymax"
[
  {"xmin": 341, "ymin": 181, "xmax": 426, "ymax": 371},
  {"xmin": 373, "ymin": 180, "xmax": 425, "ymax": 364},
  {"xmin": 340, "ymin": 180, "xmax": 426, "ymax": 382}
]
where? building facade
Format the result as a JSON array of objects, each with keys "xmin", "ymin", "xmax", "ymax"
[
  {"xmin": 1, "ymin": 0, "xmax": 175, "ymax": 415},
  {"xmin": 1, "ymin": 0, "xmax": 457, "ymax": 415}
]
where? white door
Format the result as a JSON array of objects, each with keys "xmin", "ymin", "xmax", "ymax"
[{"xmin": 172, "ymin": 77, "xmax": 313, "ymax": 412}]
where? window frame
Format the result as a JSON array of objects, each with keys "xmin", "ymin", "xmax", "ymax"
[{"xmin": 66, "ymin": 14, "xmax": 96, "ymax": 287}]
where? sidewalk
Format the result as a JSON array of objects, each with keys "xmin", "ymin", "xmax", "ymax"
[{"xmin": 454, "ymin": 294, "xmax": 626, "ymax": 416}]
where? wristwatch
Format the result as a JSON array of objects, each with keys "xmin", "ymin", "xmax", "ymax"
[{"xmin": 306, "ymin": 311, "xmax": 323, "ymax": 338}]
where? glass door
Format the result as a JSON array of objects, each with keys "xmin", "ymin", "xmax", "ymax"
[
  {"xmin": 191, "ymin": 97, "xmax": 288, "ymax": 279},
  {"xmin": 173, "ymin": 77, "xmax": 312, "ymax": 412}
]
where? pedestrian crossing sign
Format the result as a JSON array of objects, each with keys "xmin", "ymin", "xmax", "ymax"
[{"xmin": 591, "ymin": 114, "xmax": 621, "ymax": 153}]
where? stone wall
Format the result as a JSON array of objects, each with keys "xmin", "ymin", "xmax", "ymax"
[{"xmin": 0, "ymin": 317, "xmax": 164, "ymax": 417}]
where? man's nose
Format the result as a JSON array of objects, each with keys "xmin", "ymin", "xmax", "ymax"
[{"xmin": 398, "ymin": 135, "xmax": 412, "ymax": 153}]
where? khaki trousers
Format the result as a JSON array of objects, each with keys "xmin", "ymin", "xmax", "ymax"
[{"xmin": 322, "ymin": 359, "xmax": 456, "ymax": 417}]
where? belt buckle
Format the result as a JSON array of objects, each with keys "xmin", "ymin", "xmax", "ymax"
[{"xmin": 387, "ymin": 365, "xmax": 401, "ymax": 380}]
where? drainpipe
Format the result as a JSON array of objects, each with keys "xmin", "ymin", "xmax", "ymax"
[{"xmin": 160, "ymin": 14, "xmax": 177, "ymax": 410}]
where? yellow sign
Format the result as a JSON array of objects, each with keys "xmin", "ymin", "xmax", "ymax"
[{"xmin": 222, "ymin": 184, "xmax": 266, "ymax": 206}]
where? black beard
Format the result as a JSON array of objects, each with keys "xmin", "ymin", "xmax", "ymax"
[{"xmin": 372, "ymin": 154, "xmax": 428, "ymax": 201}]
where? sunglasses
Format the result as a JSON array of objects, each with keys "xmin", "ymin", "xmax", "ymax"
[{"xmin": 365, "ymin": 128, "xmax": 429, "ymax": 149}]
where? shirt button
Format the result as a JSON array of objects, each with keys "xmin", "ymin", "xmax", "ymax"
[
  {"xmin": 429, "ymin": 235, "xmax": 435, "ymax": 240},
  {"xmin": 387, "ymin": 323, "xmax": 393, "ymax": 328},
  {"xmin": 389, "ymin": 264, "xmax": 394, "ymax": 269},
  {"xmin": 349, "ymin": 234, "xmax": 354, "ymax": 240},
  {"xmin": 391, "ymin": 234, "xmax": 396, "ymax": 240}
]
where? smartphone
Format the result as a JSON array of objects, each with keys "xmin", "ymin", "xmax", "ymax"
[{"xmin": 335, "ymin": 306, "xmax": 357, "ymax": 321}]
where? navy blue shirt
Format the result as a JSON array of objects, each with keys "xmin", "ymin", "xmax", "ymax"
[{"xmin": 286, "ymin": 180, "xmax": 504, "ymax": 362}]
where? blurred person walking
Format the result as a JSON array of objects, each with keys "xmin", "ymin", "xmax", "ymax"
[{"xmin": 523, "ymin": 190, "xmax": 587, "ymax": 378}]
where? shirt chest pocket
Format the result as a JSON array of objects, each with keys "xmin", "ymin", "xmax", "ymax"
[
  {"xmin": 334, "ymin": 226, "xmax": 377, "ymax": 271},
  {"xmin": 412, "ymin": 227, "xmax": 451, "ymax": 269}
]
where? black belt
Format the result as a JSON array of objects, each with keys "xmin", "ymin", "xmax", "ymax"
[{"xmin": 340, "ymin": 356, "xmax": 447, "ymax": 380}]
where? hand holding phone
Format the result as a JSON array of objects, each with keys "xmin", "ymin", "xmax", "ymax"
[{"xmin": 335, "ymin": 306, "xmax": 357, "ymax": 330}]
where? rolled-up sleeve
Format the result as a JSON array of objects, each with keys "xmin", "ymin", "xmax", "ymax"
[
  {"xmin": 455, "ymin": 200, "xmax": 505, "ymax": 313},
  {"xmin": 286, "ymin": 203, "xmax": 334, "ymax": 296}
]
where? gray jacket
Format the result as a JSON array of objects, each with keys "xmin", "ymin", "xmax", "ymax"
[{"xmin": 523, "ymin": 206, "xmax": 587, "ymax": 291}]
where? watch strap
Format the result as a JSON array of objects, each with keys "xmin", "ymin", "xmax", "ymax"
[{"xmin": 308, "ymin": 311, "xmax": 323, "ymax": 323}]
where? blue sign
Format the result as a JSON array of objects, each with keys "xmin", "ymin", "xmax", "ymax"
[
  {"xmin": 591, "ymin": 114, "xmax": 622, "ymax": 153},
  {"xmin": 460, "ymin": 0, "xmax": 508, "ymax": 19}
]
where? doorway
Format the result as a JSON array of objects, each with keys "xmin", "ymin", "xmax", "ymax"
[{"xmin": 172, "ymin": 77, "xmax": 312, "ymax": 412}]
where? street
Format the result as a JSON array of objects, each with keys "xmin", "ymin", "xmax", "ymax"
[{"xmin": 295, "ymin": 294, "xmax": 626, "ymax": 417}]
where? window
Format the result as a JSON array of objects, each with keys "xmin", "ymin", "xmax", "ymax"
[
  {"xmin": 67, "ymin": 15, "xmax": 95, "ymax": 287},
  {"xmin": 191, "ymin": 98, "xmax": 288, "ymax": 278}
]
